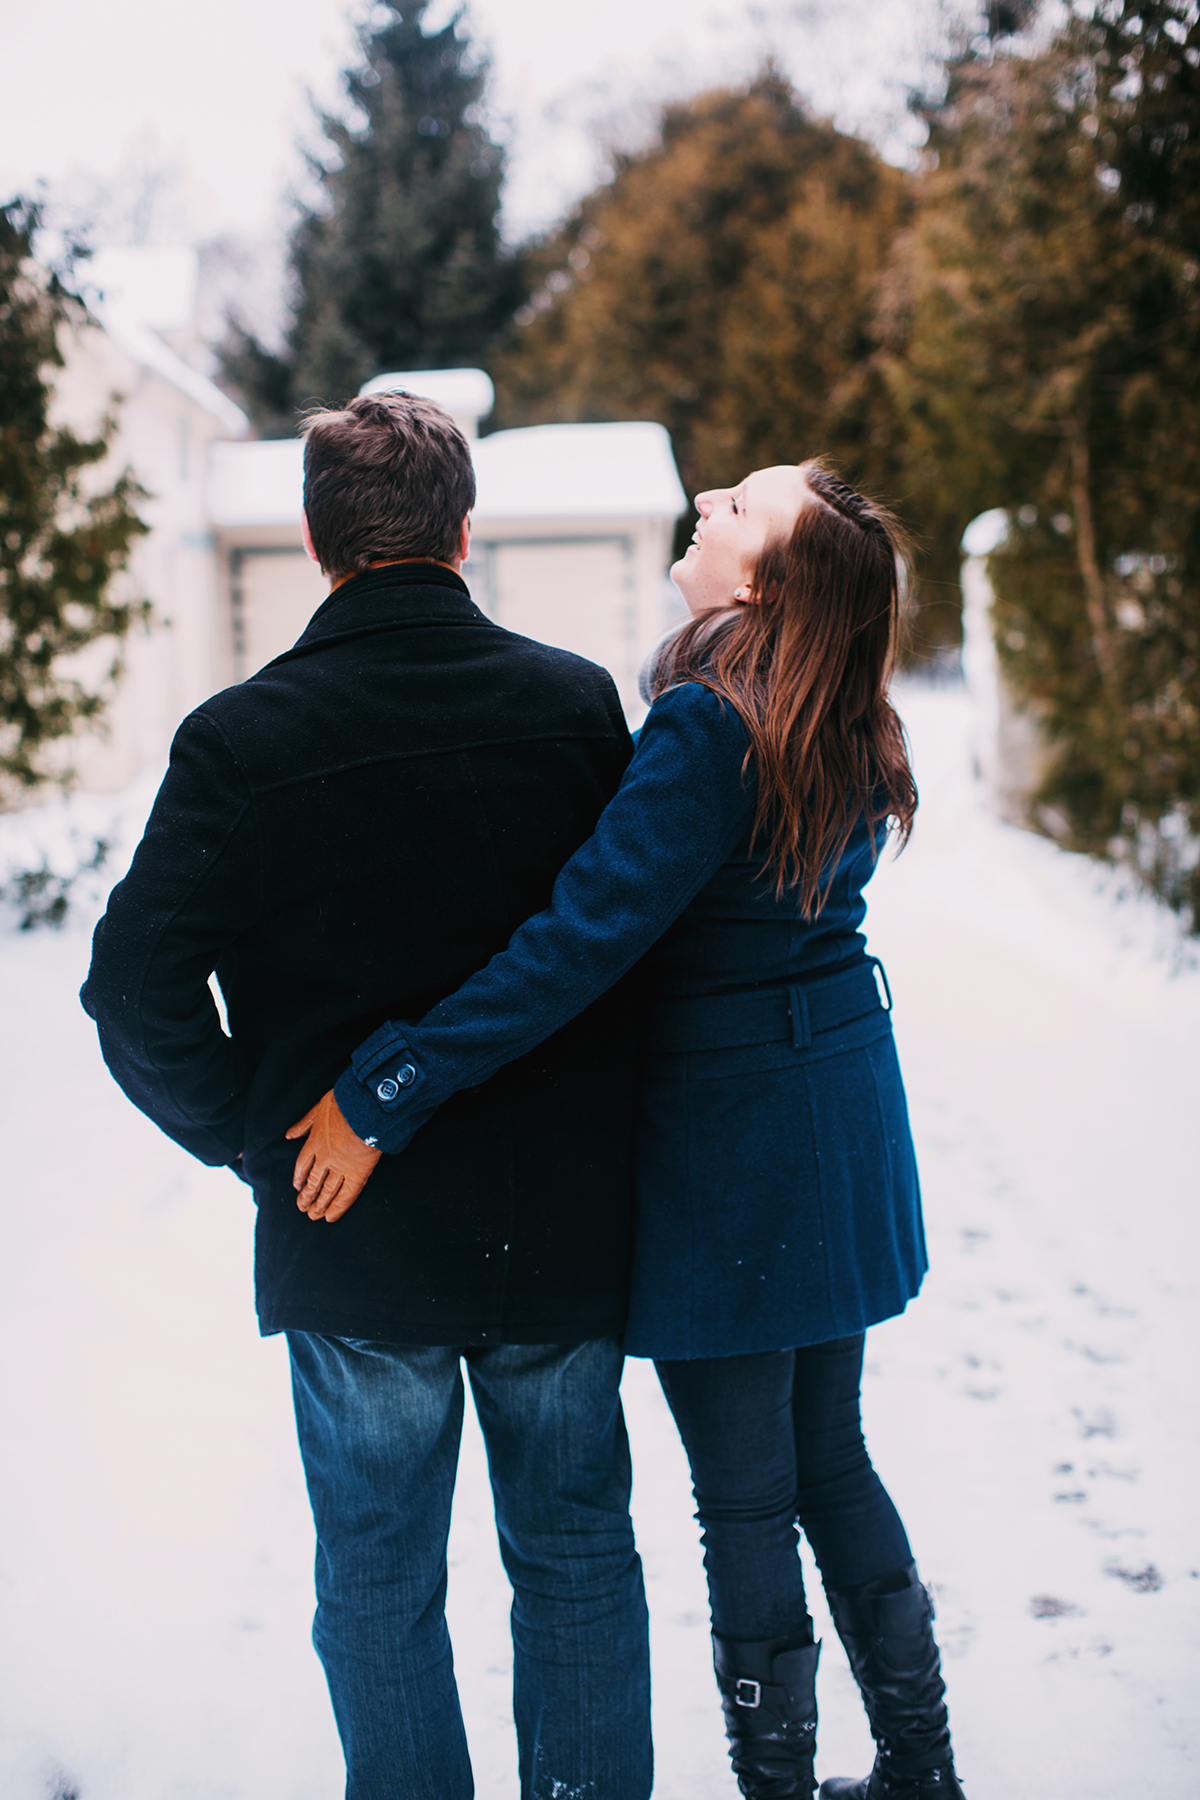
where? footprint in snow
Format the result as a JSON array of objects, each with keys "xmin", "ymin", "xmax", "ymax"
[
  {"xmin": 959, "ymin": 1227, "xmax": 991, "ymax": 1252},
  {"xmin": 1030, "ymin": 1595, "xmax": 1085, "ymax": 1619},
  {"xmin": 1104, "ymin": 1561, "xmax": 1164, "ymax": 1593},
  {"xmin": 1072, "ymin": 1406, "xmax": 1118, "ymax": 1439}
]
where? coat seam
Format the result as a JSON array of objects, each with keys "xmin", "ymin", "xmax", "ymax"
[
  {"xmin": 130, "ymin": 714, "xmax": 254, "ymax": 1157},
  {"xmin": 204, "ymin": 728, "xmax": 628, "ymax": 803},
  {"xmin": 866, "ymin": 1038, "xmax": 927, "ymax": 1284},
  {"xmin": 685, "ymin": 1055, "xmax": 698, "ymax": 1357},
  {"xmin": 200, "ymin": 710, "xmax": 266, "ymax": 924},
  {"xmin": 464, "ymin": 744, "xmax": 521, "ymax": 1325},
  {"xmin": 803, "ymin": 1062, "xmax": 842, "ymax": 1339}
]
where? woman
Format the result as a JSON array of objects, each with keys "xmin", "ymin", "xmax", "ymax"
[{"xmin": 290, "ymin": 461, "xmax": 966, "ymax": 1800}]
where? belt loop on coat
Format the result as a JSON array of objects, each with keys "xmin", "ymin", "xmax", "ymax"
[
  {"xmin": 868, "ymin": 957, "xmax": 893, "ymax": 1013},
  {"xmin": 788, "ymin": 984, "xmax": 812, "ymax": 1050}
]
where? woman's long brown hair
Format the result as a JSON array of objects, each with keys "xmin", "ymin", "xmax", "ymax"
[{"xmin": 653, "ymin": 460, "xmax": 918, "ymax": 915}]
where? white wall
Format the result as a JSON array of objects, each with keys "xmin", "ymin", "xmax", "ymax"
[
  {"xmin": 960, "ymin": 512, "xmax": 1052, "ymax": 824},
  {"xmin": 46, "ymin": 315, "xmax": 232, "ymax": 791},
  {"xmin": 467, "ymin": 514, "xmax": 680, "ymax": 722},
  {"xmin": 214, "ymin": 536, "xmax": 330, "ymax": 683}
]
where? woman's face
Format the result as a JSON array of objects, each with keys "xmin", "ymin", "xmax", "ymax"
[{"xmin": 671, "ymin": 465, "xmax": 810, "ymax": 617}]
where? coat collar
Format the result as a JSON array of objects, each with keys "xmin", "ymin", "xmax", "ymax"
[{"xmin": 286, "ymin": 563, "xmax": 487, "ymax": 659}]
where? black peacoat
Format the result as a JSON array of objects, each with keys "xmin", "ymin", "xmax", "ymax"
[{"xmin": 81, "ymin": 564, "xmax": 640, "ymax": 1346}]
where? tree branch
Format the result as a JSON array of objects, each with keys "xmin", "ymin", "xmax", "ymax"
[{"xmin": 1064, "ymin": 416, "xmax": 1115, "ymax": 683}]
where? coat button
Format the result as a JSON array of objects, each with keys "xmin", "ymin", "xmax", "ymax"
[
  {"xmin": 396, "ymin": 1061, "xmax": 416, "ymax": 1087},
  {"xmin": 376, "ymin": 1077, "xmax": 400, "ymax": 1101}
]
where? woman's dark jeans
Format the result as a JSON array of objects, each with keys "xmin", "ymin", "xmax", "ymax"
[{"xmin": 656, "ymin": 1334, "xmax": 912, "ymax": 1641}]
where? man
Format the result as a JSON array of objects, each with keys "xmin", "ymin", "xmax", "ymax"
[{"xmin": 81, "ymin": 392, "xmax": 652, "ymax": 1800}]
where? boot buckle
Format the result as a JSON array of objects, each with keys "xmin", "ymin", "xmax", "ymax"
[{"xmin": 734, "ymin": 1678, "xmax": 761, "ymax": 1708}]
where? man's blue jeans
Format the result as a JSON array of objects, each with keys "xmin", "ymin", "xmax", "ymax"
[{"xmin": 286, "ymin": 1333, "xmax": 652, "ymax": 1800}]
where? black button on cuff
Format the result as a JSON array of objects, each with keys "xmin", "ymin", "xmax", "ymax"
[{"xmin": 376, "ymin": 1077, "xmax": 400, "ymax": 1101}]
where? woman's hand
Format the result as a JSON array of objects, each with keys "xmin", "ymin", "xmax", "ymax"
[{"xmin": 286, "ymin": 1089, "xmax": 382, "ymax": 1223}]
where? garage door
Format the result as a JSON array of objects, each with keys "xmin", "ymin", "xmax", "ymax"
[
  {"xmin": 231, "ymin": 548, "xmax": 330, "ymax": 677},
  {"xmin": 486, "ymin": 539, "xmax": 634, "ymax": 686}
]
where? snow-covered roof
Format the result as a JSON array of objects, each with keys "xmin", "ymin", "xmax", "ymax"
[
  {"xmin": 98, "ymin": 306, "xmax": 248, "ymax": 437},
  {"xmin": 80, "ymin": 245, "xmax": 248, "ymax": 438},
  {"xmin": 207, "ymin": 420, "xmax": 686, "ymax": 530},
  {"xmin": 471, "ymin": 423, "xmax": 686, "ymax": 521}
]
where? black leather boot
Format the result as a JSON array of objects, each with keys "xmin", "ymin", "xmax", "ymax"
[
  {"xmin": 817, "ymin": 1566, "xmax": 965, "ymax": 1800},
  {"xmin": 713, "ymin": 1630, "xmax": 820, "ymax": 1799}
]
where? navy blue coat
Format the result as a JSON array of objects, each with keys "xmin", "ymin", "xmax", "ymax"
[{"xmin": 336, "ymin": 680, "xmax": 927, "ymax": 1359}]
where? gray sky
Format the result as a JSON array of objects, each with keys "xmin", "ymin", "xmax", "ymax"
[{"xmin": 0, "ymin": 0, "xmax": 966, "ymax": 246}]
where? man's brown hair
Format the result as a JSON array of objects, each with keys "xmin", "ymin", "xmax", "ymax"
[{"xmin": 301, "ymin": 392, "xmax": 476, "ymax": 577}]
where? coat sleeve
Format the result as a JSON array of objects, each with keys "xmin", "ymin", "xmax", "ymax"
[
  {"xmin": 334, "ymin": 681, "xmax": 755, "ymax": 1153},
  {"xmin": 80, "ymin": 711, "xmax": 259, "ymax": 1165}
]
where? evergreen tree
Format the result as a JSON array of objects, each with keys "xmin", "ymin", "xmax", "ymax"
[
  {"xmin": 491, "ymin": 72, "xmax": 964, "ymax": 654},
  {"xmin": 221, "ymin": 0, "xmax": 522, "ymax": 433},
  {"xmin": 893, "ymin": 1, "xmax": 1200, "ymax": 916},
  {"xmin": 0, "ymin": 198, "xmax": 148, "ymax": 795}
]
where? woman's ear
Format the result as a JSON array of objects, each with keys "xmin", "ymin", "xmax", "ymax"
[
  {"xmin": 733, "ymin": 585, "xmax": 760, "ymax": 604},
  {"xmin": 301, "ymin": 511, "xmax": 321, "ymax": 567}
]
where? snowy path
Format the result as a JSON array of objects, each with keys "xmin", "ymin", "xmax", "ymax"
[{"xmin": 0, "ymin": 687, "xmax": 1196, "ymax": 1799}]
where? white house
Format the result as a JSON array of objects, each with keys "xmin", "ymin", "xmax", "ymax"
[
  {"xmin": 207, "ymin": 371, "xmax": 687, "ymax": 723},
  {"xmin": 49, "ymin": 247, "xmax": 248, "ymax": 792},
  {"xmin": 47, "ymin": 253, "xmax": 688, "ymax": 794}
]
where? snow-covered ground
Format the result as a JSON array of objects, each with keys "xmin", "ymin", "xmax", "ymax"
[{"xmin": 1, "ymin": 686, "xmax": 1196, "ymax": 1800}]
